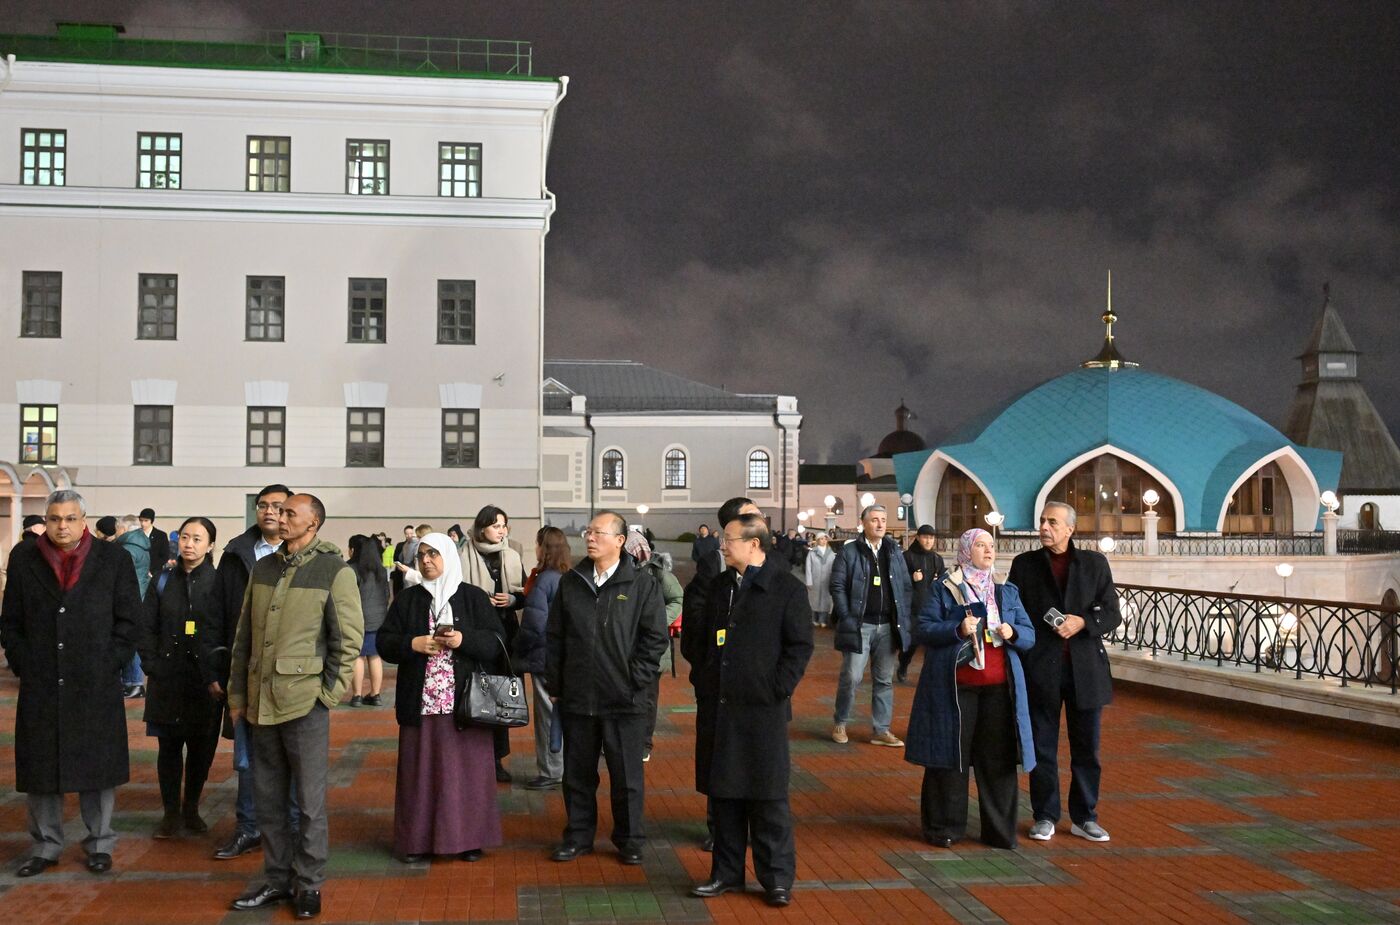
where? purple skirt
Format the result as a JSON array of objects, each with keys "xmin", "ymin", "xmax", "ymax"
[{"xmin": 394, "ymin": 714, "xmax": 503, "ymax": 855}]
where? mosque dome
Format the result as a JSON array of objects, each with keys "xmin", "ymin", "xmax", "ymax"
[
  {"xmin": 873, "ymin": 401, "xmax": 926, "ymax": 458},
  {"xmin": 895, "ymin": 292, "xmax": 1343, "ymax": 536}
]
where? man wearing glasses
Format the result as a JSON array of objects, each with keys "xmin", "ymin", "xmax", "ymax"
[
  {"xmin": 210, "ymin": 484, "xmax": 295, "ymax": 860},
  {"xmin": 544, "ymin": 511, "xmax": 668, "ymax": 865},
  {"xmin": 2, "ymin": 490, "xmax": 141, "ymax": 877}
]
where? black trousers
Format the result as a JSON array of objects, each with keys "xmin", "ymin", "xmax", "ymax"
[
  {"xmin": 156, "ymin": 720, "xmax": 222, "ymax": 814},
  {"xmin": 560, "ymin": 711, "xmax": 647, "ymax": 850},
  {"xmin": 643, "ymin": 675, "xmax": 661, "ymax": 751},
  {"xmin": 1028, "ymin": 662, "xmax": 1103, "ymax": 825},
  {"xmin": 921, "ymin": 683, "xmax": 1020, "ymax": 848},
  {"xmin": 710, "ymin": 796, "xmax": 795, "ymax": 891}
]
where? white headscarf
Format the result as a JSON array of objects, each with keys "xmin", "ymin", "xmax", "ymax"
[{"xmin": 417, "ymin": 532, "xmax": 463, "ymax": 628}]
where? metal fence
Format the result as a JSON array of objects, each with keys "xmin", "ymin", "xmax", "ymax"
[{"xmin": 1113, "ymin": 583, "xmax": 1400, "ymax": 694}]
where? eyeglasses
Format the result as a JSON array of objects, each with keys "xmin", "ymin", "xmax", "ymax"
[
  {"xmin": 719, "ymin": 535, "xmax": 754, "ymax": 546},
  {"xmin": 255, "ymin": 502, "xmax": 283, "ymax": 513},
  {"xmin": 580, "ymin": 528, "xmax": 622, "ymax": 538},
  {"xmin": 415, "ymin": 547, "xmax": 442, "ymax": 561},
  {"xmin": 46, "ymin": 514, "xmax": 83, "ymax": 526}
]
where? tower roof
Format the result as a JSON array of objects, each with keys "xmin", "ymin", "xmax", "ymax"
[
  {"xmin": 873, "ymin": 400, "xmax": 926, "ymax": 458},
  {"xmin": 1297, "ymin": 284, "xmax": 1358, "ymax": 358}
]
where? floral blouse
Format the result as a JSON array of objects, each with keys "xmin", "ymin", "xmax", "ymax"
[{"xmin": 421, "ymin": 607, "xmax": 455, "ymax": 715}]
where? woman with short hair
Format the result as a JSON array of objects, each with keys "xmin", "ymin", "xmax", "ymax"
[
  {"xmin": 138, "ymin": 516, "xmax": 225, "ymax": 838},
  {"xmin": 378, "ymin": 533, "xmax": 506, "ymax": 862}
]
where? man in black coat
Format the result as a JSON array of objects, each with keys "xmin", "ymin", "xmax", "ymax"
[
  {"xmin": 689, "ymin": 514, "xmax": 813, "ymax": 908},
  {"xmin": 544, "ymin": 510, "xmax": 668, "ymax": 865},
  {"xmin": 898, "ymin": 525, "xmax": 946, "ymax": 682},
  {"xmin": 140, "ymin": 507, "xmax": 171, "ymax": 570},
  {"xmin": 1007, "ymin": 502, "xmax": 1121, "ymax": 844},
  {"xmin": 208, "ymin": 483, "xmax": 292, "ymax": 860},
  {"xmin": 391, "ymin": 525, "xmax": 417, "ymax": 597},
  {"xmin": 0, "ymin": 490, "xmax": 140, "ymax": 878}
]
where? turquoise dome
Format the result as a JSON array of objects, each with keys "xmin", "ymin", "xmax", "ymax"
[{"xmin": 894, "ymin": 367, "xmax": 1342, "ymax": 533}]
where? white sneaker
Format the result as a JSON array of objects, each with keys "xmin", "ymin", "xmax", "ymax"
[
  {"xmin": 1071, "ymin": 821, "xmax": 1110, "ymax": 842},
  {"xmin": 1029, "ymin": 820, "xmax": 1055, "ymax": 841}
]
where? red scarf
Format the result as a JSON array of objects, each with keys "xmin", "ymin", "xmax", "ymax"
[{"xmin": 38, "ymin": 528, "xmax": 94, "ymax": 592}]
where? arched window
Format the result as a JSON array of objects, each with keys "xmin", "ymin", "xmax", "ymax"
[
  {"xmin": 664, "ymin": 448, "xmax": 687, "ymax": 489},
  {"xmin": 1046, "ymin": 454, "xmax": 1176, "ymax": 536},
  {"xmin": 1224, "ymin": 461, "xmax": 1293, "ymax": 535},
  {"xmin": 601, "ymin": 449, "xmax": 624, "ymax": 489},
  {"xmin": 936, "ymin": 465, "xmax": 992, "ymax": 536},
  {"xmin": 747, "ymin": 450, "xmax": 771, "ymax": 490}
]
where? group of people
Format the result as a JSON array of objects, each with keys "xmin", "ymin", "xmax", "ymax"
[{"xmin": 0, "ymin": 484, "xmax": 1118, "ymax": 915}]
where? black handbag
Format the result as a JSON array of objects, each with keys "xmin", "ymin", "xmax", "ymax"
[{"xmin": 455, "ymin": 635, "xmax": 529, "ymax": 729}]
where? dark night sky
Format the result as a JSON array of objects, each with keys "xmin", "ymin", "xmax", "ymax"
[{"xmin": 8, "ymin": 1, "xmax": 1400, "ymax": 462}]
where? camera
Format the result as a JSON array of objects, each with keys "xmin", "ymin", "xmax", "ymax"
[{"xmin": 1044, "ymin": 608, "xmax": 1067, "ymax": 629}]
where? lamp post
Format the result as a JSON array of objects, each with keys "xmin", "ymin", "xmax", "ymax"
[
  {"xmin": 900, "ymin": 492, "xmax": 914, "ymax": 531},
  {"xmin": 635, "ymin": 503, "xmax": 648, "ymax": 533},
  {"xmin": 1142, "ymin": 488, "xmax": 1160, "ymax": 556},
  {"xmin": 797, "ymin": 510, "xmax": 809, "ymax": 537},
  {"xmin": 823, "ymin": 495, "xmax": 837, "ymax": 533},
  {"xmin": 1275, "ymin": 561, "xmax": 1293, "ymax": 598},
  {"xmin": 1320, "ymin": 490, "xmax": 1340, "ymax": 556},
  {"xmin": 859, "ymin": 491, "xmax": 876, "ymax": 511},
  {"xmin": 1098, "ymin": 535, "xmax": 1116, "ymax": 554},
  {"xmin": 984, "ymin": 510, "xmax": 1004, "ymax": 547},
  {"xmin": 1273, "ymin": 561, "xmax": 1297, "ymax": 670}
]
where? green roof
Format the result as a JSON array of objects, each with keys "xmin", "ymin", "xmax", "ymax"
[{"xmin": 0, "ymin": 24, "xmax": 549, "ymax": 82}]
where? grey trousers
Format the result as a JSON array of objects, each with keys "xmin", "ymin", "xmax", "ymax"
[
  {"xmin": 250, "ymin": 703, "xmax": 330, "ymax": 892},
  {"xmin": 530, "ymin": 673, "xmax": 564, "ymax": 780},
  {"xmin": 27, "ymin": 789, "xmax": 116, "ymax": 859}
]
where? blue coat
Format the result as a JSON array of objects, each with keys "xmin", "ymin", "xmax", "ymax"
[
  {"xmin": 829, "ymin": 534, "xmax": 914, "ymax": 654},
  {"xmin": 904, "ymin": 570, "xmax": 1037, "ymax": 772}
]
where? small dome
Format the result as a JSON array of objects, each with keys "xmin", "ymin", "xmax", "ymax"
[{"xmin": 874, "ymin": 401, "xmax": 926, "ymax": 457}]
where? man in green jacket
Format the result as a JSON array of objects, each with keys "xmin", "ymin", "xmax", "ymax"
[{"xmin": 227, "ymin": 494, "xmax": 363, "ymax": 921}]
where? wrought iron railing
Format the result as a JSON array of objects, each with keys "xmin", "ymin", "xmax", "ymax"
[
  {"xmin": 1339, "ymin": 529, "xmax": 1400, "ymax": 554},
  {"xmin": 1113, "ymin": 583, "xmax": 1400, "ymax": 694}
]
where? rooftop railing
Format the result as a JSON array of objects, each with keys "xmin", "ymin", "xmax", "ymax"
[
  {"xmin": 1113, "ymin": 583, "xmax": 1399, "ymax": 694},
  {"xmin": 0, "ymin": 23, "xmax": 536, "ymax": 79},
  {"xmin": 818, "ymin": 531, "xmax": 1398, "ymax": 557}
]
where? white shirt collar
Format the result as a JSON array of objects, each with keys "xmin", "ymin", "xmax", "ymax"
[
  {"xmin": 864, "ymin": 535, "xmax": 883, "ymax": 556},
  {"xmin": 593, "ymin": 559, "xmax": 620, "ymax": 587},
  {"xmin": 253, "ymin": 536, "xmax": 280, "ymax": 560}
]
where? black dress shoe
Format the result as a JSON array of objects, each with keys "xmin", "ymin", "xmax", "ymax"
[
  {"xmin": 765, "ymin": 887, "xmax": 792, "ymax": 907},
  {"xmin": 618, "ymin": 846, "xmax": 643, "ymax": 866},
  {"xmin": 215, "ymin": 831, "xmax": 262, "ymax": 859},
  {"xmin": 230, "ymin": 883, "xmax": 292, "ymax": 911},
  {"xmin": 458, "ymin": 849, "xmax": 484, "ymax": 862},
  {"xmin": 294, "ymin": 890, "xmax": 321, "ymax": 919},
  {"xmin": 700, "ymin": 836, "xmax": 714, "ymax": 852},
  {"xmin": 86, "ymin": 853, "xmax": 113, "ymax": 873},
  {"xmin": 926, "ymin": 835, "xmax": 956, "ymax": 848},
  {"xmin": 691, "ymin": 880, "xmax": 743, "ymax": 898},
  {"xmin": 524, "ymin": 776, "xmax": 561, "ymax": 791},
  {"xmin": 495, "ymin": 762, "xmax": 512, "ymax": 783},
  {"xmin": 17, "ymin": 856, "xmax": 56, "ymax": 877},
  {"xmin": 549, "ymin": 843, "xmax": 593, "ymax": 862}
]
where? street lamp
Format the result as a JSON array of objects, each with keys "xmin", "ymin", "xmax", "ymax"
[
  {"xmin": 1142, "ymin": 488, "xmax": 1159, "ymax": 512},
  {"xmin": 1273, "ymin": 562, "xmax": 1297, "ymax": 667},
  {"xmin": 823, "ymin": 495, "xmax": 837, "ymax": 532},
  {"xmin": 984, "ymin": 510, "xmax": 1004, "ymax": 545},
  {"xmin": 900, "ymin": 492, "xmax": 914, "ymax": 528},
  {"xmin": 797, "ymin": 510, "xmax": 810, "ymax": 524},
  {"xmin": 859, "ymin": 491, "xmax": 876, "ymax": 510},
  {"xmin": 1320, "ymin": 490, "xmax": 1339, "ymax": 512},
  {"xmin": 1098, "ymin": 535, "xmax": 1116, "ymax": 554},
  {"xmin": 635, "ymin": 504, "xmax": 649, "ymax": 530}
]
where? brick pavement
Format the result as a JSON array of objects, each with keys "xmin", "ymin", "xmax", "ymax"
[{"xmin": 3, "ymin": 635, "xmax": 1400, "ymax": 924}]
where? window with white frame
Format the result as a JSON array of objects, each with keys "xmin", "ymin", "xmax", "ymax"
[
  {"xmin": 664, "ymin": 448, "xmax": 687, "ymax": 489},
  {"xmin": 601, "ymin": 449, "xmax": 625, "ymax": 489},
  {"xmin": 747, "ymin": 450, "xmax": 771, "ymax": 490}
]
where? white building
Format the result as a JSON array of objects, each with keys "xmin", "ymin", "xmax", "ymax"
[
  {"xmin": 541, "ymin": 360, "xmax": 802, "ymax": 538},
  {"xmin": 0, "ymin": 25, "xmax": 566, "ymax": 555}
]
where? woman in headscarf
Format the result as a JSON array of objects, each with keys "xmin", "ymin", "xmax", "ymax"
[
  {"xmin": 624, "ymin": 529, "xmax": 683, "ymax": 762},
  {"xmin": 378, "ymin": 532, "xmax": 507, "ymax": 863},
  {"xmin": 903, "ymin": 528, "xmax": 1036, "ymax": 849},
  {"xmin": 460, "ymin": 505, "xmax": 526, "ymax": 782},
  {"xmin": 803, "ymin": 532, "xmax": 836, "ymax": 627}
]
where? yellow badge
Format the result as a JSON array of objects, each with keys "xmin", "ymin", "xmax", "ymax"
[
  {"xmin": 716, "ymin": 629, "xmax": 726, "ymax": 647},
  {"xmin": 872, "ymin": 576, "xmax": 882, "ymax": 586},
  {"xmin": 184, "ymin": 620, "xmax": 196, "ymax": 636}
]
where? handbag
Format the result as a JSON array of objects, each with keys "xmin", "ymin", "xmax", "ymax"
[{"xmin": 455, "ymin": 635, "xmax": 529, "ymax": 729}]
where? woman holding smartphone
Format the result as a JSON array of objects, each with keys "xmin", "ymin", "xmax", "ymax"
[
  {"xmin": 903, "ymin": 528, "xmax": 1036, "ymax": 849},
  {"xmin": 378, "ymin": 532, "xmax": 507, "ymax": 862}
]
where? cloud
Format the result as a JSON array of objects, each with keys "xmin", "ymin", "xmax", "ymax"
[{"xmin": 716, "ymin": 45, "xmax": 839, "ymax": 159}]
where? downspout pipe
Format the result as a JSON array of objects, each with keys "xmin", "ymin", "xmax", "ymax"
[
  {"xmin": 535, "ymin": 76, "xmax": 567, "ymax": 533},
  {"xmin": 1, "ymin": 54, "xmax": 17, "ymax": 93}
]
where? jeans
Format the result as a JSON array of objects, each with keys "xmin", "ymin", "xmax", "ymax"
[
  {"xmin": 121, "ymin": 653, "xmax": 144, "ymax": 687},
  {"xmin": 833, "ymin": 621, "xmax": 896, "ymax": 734}
]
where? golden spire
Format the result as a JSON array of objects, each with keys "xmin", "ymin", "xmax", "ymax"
[{"xmin": 1081, "ymin": 270, "xmax": 1138, "ymax": 369}]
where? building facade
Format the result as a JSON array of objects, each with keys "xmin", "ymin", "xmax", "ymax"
[
  {"xmin": 0, "ymin": 26, "xmax": 566, "ymax": 555},
  {"xmin": 540, "ymin": 360, "xmax": 801, "ymax": 538}
]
